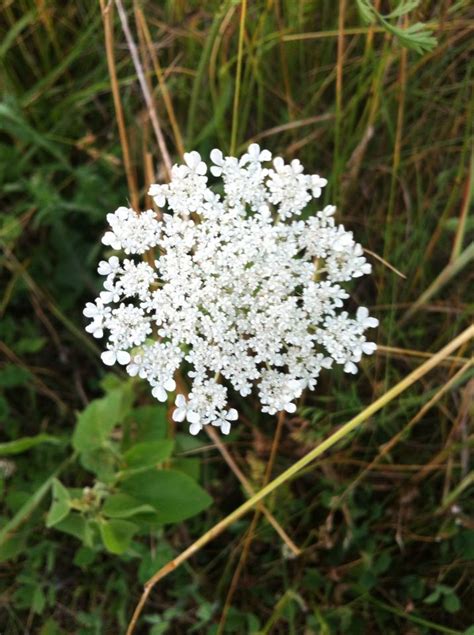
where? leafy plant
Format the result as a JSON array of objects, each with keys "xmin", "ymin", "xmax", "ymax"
[
  {"xmin": 44, "ymin": 381, "xmax": 212, "ymax": 555},
  {"xmin": 356, "ymin": 0, "xmax": 437, "ymax": 53}
]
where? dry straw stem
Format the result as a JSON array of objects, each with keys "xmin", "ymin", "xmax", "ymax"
[
  {"xmin": 342, "ymin": 358, "xmax": 473, "ymax": 498},
  {"xmin": 99, "ymin": 0, "xmax": 139, "ymax": 210},
  {"xmin": 376, "ymin": 345, "xmax": 469, "ymax": 367},
  {"xmin": 450, "ymin": 149, "xmax": 472, "ymax": 263},
  {"xmin": 134, "ymin": 5, "xmax": 185, "ymax": 158},
  {"xmin": 363, "ymin": 247, "xmax": 406, "ymax": 279},
  {"xmin": 126, "ymin": 324, "xmax": 474, "ymax": 634},
  {"xmin": 114, "ymin": 0, "xmax": 172, "ymax": 179}
]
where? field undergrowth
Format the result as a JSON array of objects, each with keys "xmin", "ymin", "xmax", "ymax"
[{"xmin": 0, "ymin": 1, "xmax": 473, "ymax": 633}]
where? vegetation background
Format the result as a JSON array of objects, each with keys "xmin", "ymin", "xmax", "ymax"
[{"xmin": 0, "ymin": 0, "xmax": 473, "ymax": 633}]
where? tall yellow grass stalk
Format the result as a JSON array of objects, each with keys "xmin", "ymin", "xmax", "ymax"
[{"xmin": 126, "ymin": 324, "xmax": 474, "ymax": 634}]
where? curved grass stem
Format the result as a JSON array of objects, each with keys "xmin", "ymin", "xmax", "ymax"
[{"xmin": 126, "ymin": 324, "xmax": 474, "ymax": 635}]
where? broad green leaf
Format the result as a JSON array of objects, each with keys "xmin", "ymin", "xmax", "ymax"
[
  {"xmin": 0, "ymin": 364, "xmax": 31, "ymax": 388},
  {"xmin": 73, "ymin": 546, "xmax": 96, "ymax": 568},
  {"xmin": 14, "ymin": 336, "xmax": 47, "ymax": 354},
  {"xmin": 125, "ymin": 405, "xmax": 168, "ymax": 444},
  {"xmin": 102, "ymin": 493, "xmax": 156, "ymax": 519},
  {"xmin": 80, "ymin": 447, "xmax": 117, "ymax": 482},
  {"xmin": 54, "ymin": 514, "xmax": 91, "ymax": 545},
  {"xmin": 99, "ymin": 519, "xmax": 138, "ymax": 554},
  {"xmin": 424, "ymin": 589, "xmax": 440, "ymax": 604},
  {"xmin": 170, "ymin": 457, "xmax": 200, "ymax": 481},
  {"xmin": 46, "ymin": 479, "xmax": 71, "ymax": 528},
  {"xmin": 443, "ymin": 592, "xmax": 461, "ymax": 613},
  {"xmin": 122, "ymin": 440, "xmax": 174, "ymax": 470},
  {"xmin": 0, "ymin": 434, "xmax": 60, "ymax": 456},
  {"xmin": 73, "ymin": 388, "xmax": 132, "ymax": 453},
  {"xmin": 121, "ymin": 469, "xmax": 212, "ymax": 523}
]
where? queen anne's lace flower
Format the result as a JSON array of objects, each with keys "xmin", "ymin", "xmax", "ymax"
[{"xmin": 84, "ymin": 145, "xmax": 378, "ymax": 435}]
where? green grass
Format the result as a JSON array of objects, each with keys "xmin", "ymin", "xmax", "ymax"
[{"xmin": 0, "ymin": 1, "xmax": 473, "ymax": 633}]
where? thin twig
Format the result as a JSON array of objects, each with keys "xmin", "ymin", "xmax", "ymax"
[
  {"xmin": 126, "ymin": 324, "xmax": 474, "ymax": 635},
  {"xmin": 217, "ymin": 411, "xmax": 287, "ymax": 634},
  {"xmin": 364, "ymin": 248, "xmax": 407, "ymax": 279},
  {"xmin": 115, "ymin": 0, "xmax": 173, "ymax": 179},
  {"xmin": 134, "ymin": 5, "xmax": 185, "ymax": 158},
  {"xmin": 205, "ymin": 425, "xmax": 300, "ymax": 556}
]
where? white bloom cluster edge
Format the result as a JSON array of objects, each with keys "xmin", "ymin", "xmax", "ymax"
[{"xmin": 84, "ymin": 145, "xmax": 378, "ymax": 436}]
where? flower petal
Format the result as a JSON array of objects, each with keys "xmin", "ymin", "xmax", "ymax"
[{"xmin": 101, "ymin": 350, "xmax": 116, "ymax": 366}]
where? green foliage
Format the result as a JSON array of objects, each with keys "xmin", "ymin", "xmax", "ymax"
[
  {"xmin": 43, "ymin": 384, "xmax": 212, "ymax": 555},
  {"xmin": 356, "ymin": 0, "xmax": 437, "ymax": 53},
  {"xmin": 0, "ymin": 433, "xmax": 60, "ymax": 455}
]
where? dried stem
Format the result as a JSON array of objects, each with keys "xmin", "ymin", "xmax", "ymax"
[
  {"xmin": 114, "ymin": 0, "xmax": 172, "ymax": 179},
  {"xmin": 205, "ymin": 425, "xmax": 300, "ymax": 557},
  {"xmin": 99, "ymin": 0, "xmax": 139, "ymax": 210},
  {"xmin": 134, "ymin": 6, "xmax": 185, "ymax": 158}
]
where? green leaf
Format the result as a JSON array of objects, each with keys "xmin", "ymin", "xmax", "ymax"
[
  {"xmin": 73, "ymin": 388, "xmax": 132, "ymax": 453},
  {"xmin": 383, "ymin": 20, "xmax": 437, "ymax": 54},
  {"xmin": 0, "ymin": 455, "xmax": 74, "ymax": 548},
  {"xmin": 384, "ymin": 0, "xmax": 420, "ymax": 19},
  {"xmin": 102, "ymin": 493, "xmax": 156, "ymax": 519},
  {"xmin": 121, "ymin": 469, "xmax": 213, "ymax": 523},
  {"xmin": 73, "ymin": 546, "xmax": 96, "ymax": 568},
  {"xmin": 46, "ymin": 479, "xmax": 71, "ymax": 528},
  {"xmin": 32, "ymin": 585, "xmax": 46, "ymax": 614},
  {"xmin": 443, "ymin": 592, "xmax": 461, "ymax": 613},
  {"xmin": 54, "ymin": 514, "xmax": 90, "ymax": 544},
  {"xmin": 126, "ymin": 405, "xmax": 168, "ymax": 443},
  {"xmin": 122, "ymin": 440, "xmax": 174, "ymax": 470},
  {"xmin": 80, "ymin": 447, "xmax": 117, "ymax": 481},
  {"xmin": 0, "ymin": 9, "xmax": 36, "ymax": 58},
  {"xmin": 0, "ymin": 364, "xmax": 31, "ymax": 388},
  {"xmin": 0, "ymin": 434, "xmax": 61, "ymax": 456},
  {"xmin": 99, "ymin": 519, "xmax": 138, "ymax": 554},
  {"xmin": 170, "ymin": 457, "xmax": 200, "ymax": 481},
  {"xmin": 14, "ymin": 336, "xmax": 47, "ymax": 354},
  {"xmin": 356, "ymin": 0, "xmax": 377, "ymax": 24},
  {"xmin": 39, "ymin": 618, "xmax": 63, "ymax": 635},
  {"xmin": 0, "ymin": 531, "xmax": 28, "ymax": 563},
  {"xmin": 138, "ymin": 542, "xmax": 175, "ymax": 583},
  {"xmin": 424, "ymin": 589, "xmax": 441, "ymax": 604}
]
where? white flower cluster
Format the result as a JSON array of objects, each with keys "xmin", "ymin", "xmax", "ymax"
[{"xmin": 84, "ymin": 146, "xmax": 378, "ymax": 435}]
